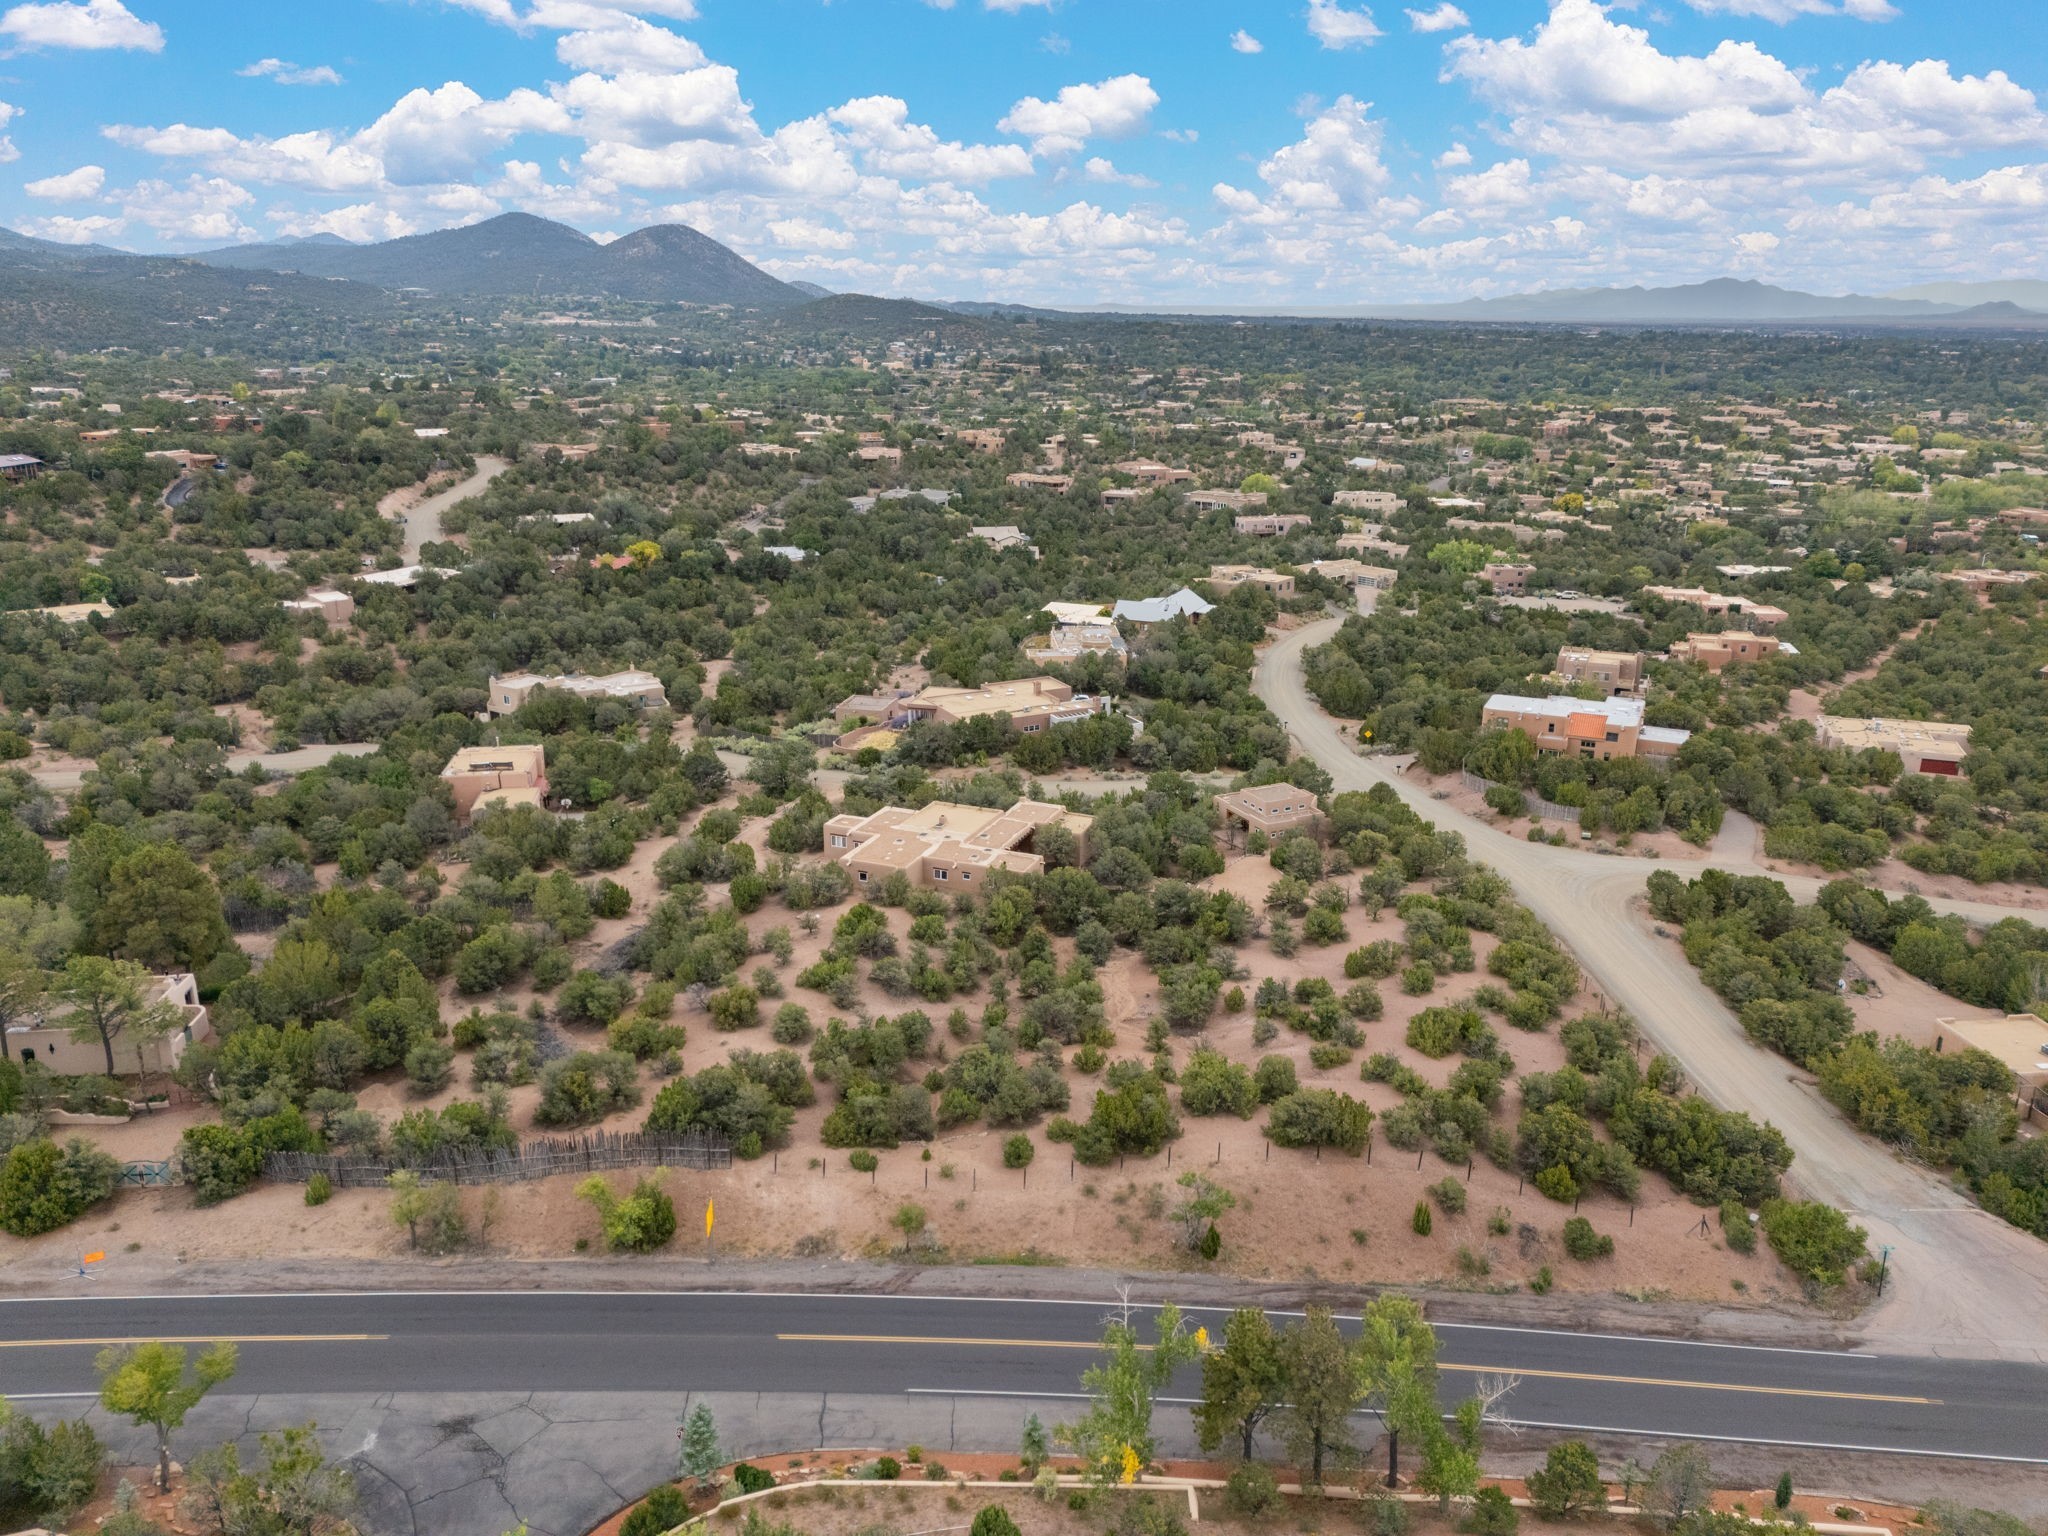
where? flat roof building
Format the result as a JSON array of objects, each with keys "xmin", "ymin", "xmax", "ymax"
[
  {"xmin": 1554, "ymin": 647, "xmax": 1643, "ymax": 697},
  {"xmin": 487, "ymin": 670, "xmax": 667, "ymax": 717},
  {"xmin": 900, "ymin": 676, "xmax": 1106, "ymax": 734},
  {"xmin": 1306, "ymin": 558, "xmax": 1399, "ymax": 590},
  {"xmin": 1816, "ymin": 716, "xmax": 1972, "ymax": 776},
  {"xmin": 441, "ymin": 743, "xmax": 549, "ymax": 822},
  {"xmin": 1932, "ymin": 1014, "xmax": 2048, "ymax": 1087},
  {"xmin": 282, "ymin": 589, "xmax": 356, "ymax": 626},
  {"xmin": 1232, "ymin": 512, "xmax": 1310, "ymax": 536},
  {"xmin": 1641, "ymin": 586, "xmax": 1788, "ymax": 631},
  {"xmin": 1669, "ymin": 631, "xmax": 1788, "ymax": 672},
  {"xmin": 825, "ymin": 797, "xmax": 1094, "ymax": 891},
  {"xmin": 1207, "ymin": 564, "xmax": 1295, "ymax": 596},
  {"xmin": 1214, "ymin": 783, "xmax": 1320, "ymax": 838},
  {"xmin": 7, "ymin": 972, "xmax": 208, "ymax": 1078},
  {"xmin": 1480, "ymin": 562, "xmax": 1535, "ymax": 595},
  {"xmin": 1482, "ymin": 693, "xmax": 1690, "ymax": 762}
]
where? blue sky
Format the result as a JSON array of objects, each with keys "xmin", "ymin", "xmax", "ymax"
[{"xmin": 1, "ymin": 0, "xmax": 2045, "ymax": 304}]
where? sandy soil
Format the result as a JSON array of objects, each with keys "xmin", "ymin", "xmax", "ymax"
[
  {"xmin": 1416, "ymin": 774, "xmax": 1711, "ymax": 866},
  {"xmin": 26, "ymin": 835, "xmax": 1790, "ymax": 1306}
]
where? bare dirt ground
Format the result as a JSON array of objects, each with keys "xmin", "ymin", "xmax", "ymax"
[
  {"xmin": 1411, "ymin": 773, "xmax": 1712, "ymax": 865},
  {"xmin": 23, "ymin": 831, "xmax": 1792, "ymax": 1307},
  {"xmin": 596, "ymin": 1454, "xmax": 1939, "ymax": 1536}
]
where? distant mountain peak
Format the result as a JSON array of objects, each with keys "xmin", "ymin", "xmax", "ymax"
[{"xmin": 184, "ymin": 210, "xmax": 800, "ymax": 307}]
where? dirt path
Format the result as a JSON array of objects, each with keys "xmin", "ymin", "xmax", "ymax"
[{"xmin": 1254, "ymin": 617, "xmax": 2048, "ymax": 1361}]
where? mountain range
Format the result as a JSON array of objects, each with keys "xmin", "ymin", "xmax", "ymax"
[
  {"xmin": 1059, "ymin": 276, "xmax": 2048, "ymax": 326},
  {"xmin": 6, "ymin": 210, "xmax": 2048, "ymax": 340},
  {"xmin": 190, "ymin": 212, "xmax": 806, "ymax": 309}
]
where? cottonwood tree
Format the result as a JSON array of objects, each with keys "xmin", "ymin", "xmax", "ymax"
[
  {"xmin": 1057, "ymin": 1291, "xmax": 1201, "ymax": 1484},
  {"xmin": 1275, "ymin": 1307, "xmax": 1362, "ymax": 1487},
  {"xmin": 1647, "ymin": 1443, "xmax": 1715, "ymax": 1525},
  {"xmin": 1354, "ymin": 1295, "xmax": 1438, "ymax": 1487},
  {"xmin": 96, "ymin": 1340, "xmax": 238, "ymax": 1493},
  {"xmin": 1169, "ymin": 1172, "xmax": 1235, "ymax": 1250},
  {"xmin": 1193, "ymin": 1307, "xmax": 1284, "ymax": 1461}
]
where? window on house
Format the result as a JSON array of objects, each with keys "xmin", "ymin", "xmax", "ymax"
[
  {"xmin": 857, "ymin": 871, "xmax": 868, "ymax": 882},
  {"xmin": 935, "ymin": 869, "xmax": 948, "ymax": 880}
]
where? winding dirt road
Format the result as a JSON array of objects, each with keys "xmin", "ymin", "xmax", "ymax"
[
  {"xmin": 386, "ymin": 453, "xmax": 509, "ymax": 562},
  {"xmin": 1256, "ymin": 616, "xmax": 2048, "ymax": 1359}
]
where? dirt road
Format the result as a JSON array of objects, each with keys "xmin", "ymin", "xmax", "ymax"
[
  {"xmin": 1255, "ymin": 617, "xmax": 2048, "ymax": 1360},
  {"xmin": 387, "ymin": 454, "xmax": 509, "ymax": 561},
  {"xmin": 26, "ymin": 741, "xmax": 380, "ymax": 792}
]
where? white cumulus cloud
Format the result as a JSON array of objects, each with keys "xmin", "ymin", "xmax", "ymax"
[
  {"xmin": 999, "ymin": 74, "xmax": 1158, "ymax": 156},
  {"xmin": 829, "ymin": 95, "xmax": 1033, "ymax": 183},
  {"xmin": 25, "ymin": 162, "xmax": 103, "ymax": 198},
  {"xmin": 239, "ymin": 58, "xmax": 343, "ymax": 86},
  {"xmin": 0, "ymin": 0, "xmax": 160, "ymax": 51},
  {"xmin": 1405, "ymin": 3, "xmax": 1468, "ymax": 32},
  {"xmin": 1307, "ymin": 0, "xmax": 1382, "ymax": 50},
  {"xmin": 1230, "ymin": 29, "xmax": 1263, "ymax": 53}
]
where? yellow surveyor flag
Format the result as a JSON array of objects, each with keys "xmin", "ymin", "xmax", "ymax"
[{"xmin": 705, "ymin": 1200, "xmax": 715, "ymax": 1237}]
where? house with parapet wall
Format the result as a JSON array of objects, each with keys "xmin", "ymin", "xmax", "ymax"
[{"xmin": 825, "ymin": 798, "xmax": 1094, "ymax": 891}]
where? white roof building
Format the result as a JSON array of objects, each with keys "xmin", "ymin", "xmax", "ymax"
[{"xmin": 1112, "ymin": 587, "xmax": 1216, "ymax": 625}]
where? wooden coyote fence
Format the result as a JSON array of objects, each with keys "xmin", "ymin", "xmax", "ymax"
[
  {"xmin": 1460, "ymin": 770, "xmax": 1584, "ymax": 825},
  {"xmin": 264, "ymin": 1129, "xmax": 732, "ymax": 1190}
]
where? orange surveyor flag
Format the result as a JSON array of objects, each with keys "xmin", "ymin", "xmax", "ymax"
[
  {"xmin": 81, "ymin": 1251, "xmax": 105, "ymax": 1265},
  {"xmin": 705, "ymin": 1200, "xmax": 715, "ymax": 1237}
]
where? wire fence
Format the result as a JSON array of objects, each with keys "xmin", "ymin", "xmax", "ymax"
[{"xmin": 263, "ymin": 1128, "xmax": 731, "ymax": 1189}]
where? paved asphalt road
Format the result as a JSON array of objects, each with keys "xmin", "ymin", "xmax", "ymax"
[
  {"xmin": 1253, "ymin": 618, "xmax": 2048, "ymax": 1359},
  {"xmin": 6, "ymin": 1291, "xmax": 2046, "ymax": 1464}
]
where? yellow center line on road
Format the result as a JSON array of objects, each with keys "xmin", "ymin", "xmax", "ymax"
[
  {"xmin": 0, "ymin": 1335, "xmax": 389, "ymax": 1349},
  {"xmin": 774, "ymin": 1335, "xmax": 1938, "ymax": 1406}
]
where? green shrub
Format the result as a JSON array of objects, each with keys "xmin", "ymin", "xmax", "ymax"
[
  {"xmin": 971, "ymin": 1508, "xmax": 1023, "ymax": 1536},
  {"xmin": 1562, "ymin": 1216, "xmax": 1613, "ymax": 1260},
  {"xmin": 578, "ymin": 1174, "xmax": 678, "ymax": 1252},
  {"xmin": 1529, "ymin": 1264, "xmax": 1553, "ymax": 1294},
  {"xmin": 1429, "ymin": 1176, "xmax": 1467, "ymax": 1214},
  {"xmin": 304, "ymin": 1172, "xmax": 333, "ymax": 1207},
  {"xmin": 708, "ymin": 984, "xmax": 760, "ymax": 1032},
  {"xmin": 179, "ymin": 1123, "xmax": 261, "ymax": 1206},
  {"xmin": 1264, "ymin": 1088, "xmax": 1373, "ymax": 1154},
  {"xmin": 1527, "ymin": 1440, "xmax": 1606, "ymax": 1517},
  {"xmin": 1761, "ymin": 1198, "xmax": 1868, "ymax": 1287},
  {"xmin": 619, "ymin": 1485, "xmax": 691, "ymax": 1536},
  {"xmin": 1224, "ymin": 1464, "xmax": 1279, "ymax": 1516},
  {"xmin": 1252, "ymin": 1055, "xmax": 1298, "ymax": 1103},
  {"xmin": 1721, "ymin": 1198, "xmax": 1756, "ymax": 1253},
  {"xmin": 732, "ymin": 1463, "xmax": 776, "ymax": 1494},
  {"xmin": 873, "ymin": 1455, "xmax": 901, "ymax": 1481},
  {"xmin": 1412, "ymin": 1201, "xmax": 1433, "ymax": 1236},
  {"xmin": 1464, "ymin": 1484, "xmax": 1519, "ymax": 1536},
  {"xmin": 1003, "ymin": 1134, "xmax": 1035, "ymax": 1169},
  {"xmin": 0, "ymin": 1137, "xmax": 121, "ymax": 1236},
  {"xmin": 1308, "ymin": 1042, "xmax": 1353, "ymax": 1071},
  {"xmin": 1400, "ymin": 962, "xmax": 1437, "ymax": 995},
  {"xmin": 849, "ymin": 1150, "xmax": 879, "ymax": 1173}
]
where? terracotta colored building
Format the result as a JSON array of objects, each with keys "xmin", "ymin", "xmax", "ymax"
[
  {"xmin": 1481, "ymin": 694, "xmax": 1691, "ymax": 761},
  {"xmin": 1669, "ymin": 631, "xmax": 1786, "ymax": 672},
  {"xmin": 441, "ymin": 744, "xmax": 549, "ymax": 821}
]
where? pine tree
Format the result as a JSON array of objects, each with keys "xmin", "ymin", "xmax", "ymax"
[{"xmin": 679, "ymin": 1404, "xmax": 723, "ymax": 1488}]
